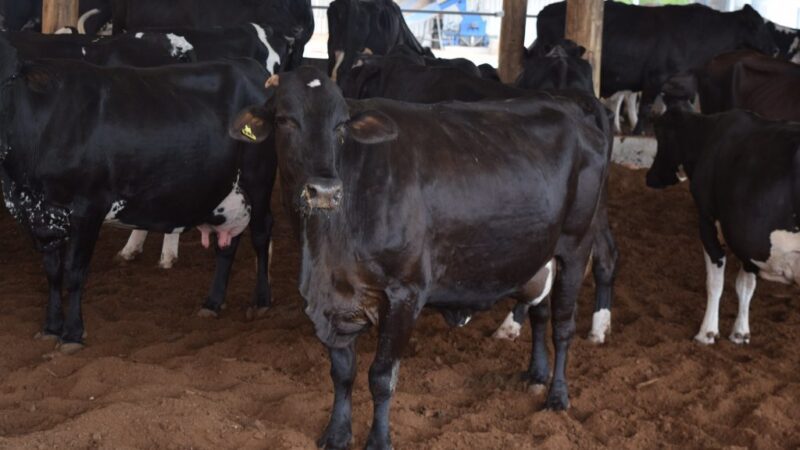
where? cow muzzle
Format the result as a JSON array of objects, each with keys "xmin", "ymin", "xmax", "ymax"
[{"xmin": 301, "ymin": 177, "xmax": 343, "ymax": 211}]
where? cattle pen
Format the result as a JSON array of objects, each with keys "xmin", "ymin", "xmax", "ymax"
[{"xmin": 2, "ymin": 1, "xmax": 800, "ymax": 449}]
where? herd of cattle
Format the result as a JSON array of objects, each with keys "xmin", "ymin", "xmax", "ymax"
[{"xmin": 0, "ymin": 0, "xmax": 799, "ymax": 448}]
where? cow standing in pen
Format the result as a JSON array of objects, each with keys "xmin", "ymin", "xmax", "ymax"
[
  {"xmin": 0, "ymin": 36, "xmax": 277, "ymax": 352},
  {"xmin": 647, "ymin": 109, "xmax": 800, "ymax": 345},
  {"xmin": 231, "ymin": 67, "xmax": 611, "ymax": 449}
]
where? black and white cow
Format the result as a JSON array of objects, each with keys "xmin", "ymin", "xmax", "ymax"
[
  {"xmin": 110, "ymin": 0, "xmax": 312, "ymax": 70},
  {"xmin": 0, "ymin": 37, "xmax": 277, "ymax": 352},
  {"xmin": 230, "ymin": 67, "xmax": 611, "ymax": 448},
  {"xmin": 534, "ymin": 1, "xmax": 777, "ymax": 133},
  {"xmin": 646, "ymin": 109, "xmax": 800, "ymax": 345},
  {"xmin": 327, "ymin": 0, "xmax": 430, "ymax": 85},
  {"xmin": 765, "ymin": 21, "xmax": 800, "ymax": 64}
]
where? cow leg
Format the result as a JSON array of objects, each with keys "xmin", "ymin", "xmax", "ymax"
[
  {"xmin": 158, "ymin": 232, "xmax": 180, "ymax": 269},
  {"xmin": 624, "ymin": 91, "xmax": 639, "ymax": 132},
  {"xmin": 492, "ymin": 303, "xmax": 528, "ymax": 340},
  {"xmin": 607, "ymin": 92, "xmax": 624, "ymax": 133},
  {"xmin": 247, "ymin": 208, "xmax": 274, "ymax": 319},
  {"xmin": 730, "ymin": 267, "xmax": 756, "ymax": 345},
  {"xmin": 318, "ymin": 342, "xmax": 357, "ymax": 450},
  {"xmin": 118, "ymin": 229, "xmax": 147, "ymax": 261},
  {"xmin": 198, "ymin": 234, "xmax": 242, "ymax": 317},
  {"xmin": 632, "ymin": 84, "xmax": 660, "ymax": 135},
  {"xmin": 366, "ymin": 285, "xmax": 419, "ymax": 450},
  {"xmin": 37, "ymin": 249, "xmax": 64, "ymax": 339},
  {"xmin": 522, "ymin": 297, "xmax": 551, "ymax": 391},
  {"xmin": 60, "ymin": 215, "xmax": 104, "ymax": 351},
  {"xmin": 696, "ymin": 220, "xmax": 726, "ymax": 344},
  {"xmin": 588, "ymin": 199, "xmax": 618, "ymax": 344}
]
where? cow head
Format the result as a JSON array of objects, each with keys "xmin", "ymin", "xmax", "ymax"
[
  {"xmin": 647, "ymin": 110, "xmax": 697, "ymax": 189},
  {"xmin": 230, "ymin": 66, "xmax": 397, "ymax": 216},
  {"xmin": 736, "ymin": 5, "xmax": 779, "ymax": 57}
]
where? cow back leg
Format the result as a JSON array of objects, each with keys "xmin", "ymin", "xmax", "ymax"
[
  {"xmin": 632, "ymin": 81, "xmax": 661, "ymax": 134},
  {"xmin": 60, "ymin": 215, "xmax": 104, "ymax": 351},
  {"xmin": 492, "ymin": 303, "xmax": 528, "ymax": 340},
  {"xmin": 158, "ymin": 232, "xmax": 180, "ymax": 269},
  {"xmin": 318, "ymin": 341, "xmax": 357, "ymax": 450},
  {"xmin": 366, "ymin": 284, "xmax": 420, "ymax": 450},
  {"xmin": 523, "ymin": 297, "xmax": 551, "ymax": 391},
  {"xmin": 730, "ymin": 267, "xmax": 756, "ymax": 345},
  {"xmin": 588, "ymin": 198, "xmax": 618, "ymax": 344},
  {"xmin": 118, "ymin": 229, "xmax": 147, "ymax": 261},
  {"xmin": 37, "ymin": 249, "xmax": 64, "ymax": 339},
  {"xmin": 198, "ymin": 235, "xmax": 242, "ymax": 317},
  {"xmin": 696, "ymin": 219, "xmax": 726, "ymax": 344}
]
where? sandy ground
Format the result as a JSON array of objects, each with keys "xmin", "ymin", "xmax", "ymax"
[{"xmin": 1, "ymin": 165, "xmax": 799, "ymax": 449}]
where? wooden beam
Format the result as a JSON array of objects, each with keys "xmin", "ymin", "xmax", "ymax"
[
  {"xmin": 565, "ymin": 0, "xmax": 604, "ymax": 96},
  {"xmin": 41, "ymin": 0, "xmax": 79, "ymax": 34},
  {"xmin": 498, "ymin": 0, "xmax": 528, "ymax": 84}
]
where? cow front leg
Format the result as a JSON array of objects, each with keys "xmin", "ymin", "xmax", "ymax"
[
  {"xmin": 318, "ymin": 342, "xmax": 357, "ymax": 450},
  {"xmin": 198, "ymin": 234, "xmax": 242, "ymax": 317},
  {"xmin": 118, "ymin": 229, "xmax": 147, "ymax": 261},
  {"xmin": 366, "ymin": 285, "xmax": 419, "ymax": 450},
  {"xmin": 246, "ymin": 209, "xmax": 274, "ymax": 320},
  {"xmin": 523, "ymin": 298, "xmax": 551, "ymax": 391},
  {"xmin": 730, "ymin": 267, "xmax": 756, "ymax": 344},
  {"xmin": 59, "ymin": 215, "xmax": 104, "ymax": 352},
  {"xmin": 36, "ymin": 249, "xmax": 64, "ymax": 340},
  {"xmin": 158, "ymin": 232, "xmax": 180, "ymax": 269}
]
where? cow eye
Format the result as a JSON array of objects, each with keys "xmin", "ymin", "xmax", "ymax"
[{"xmin": 276, "ymin": 116, "xmax": 298, "ymax": 129}]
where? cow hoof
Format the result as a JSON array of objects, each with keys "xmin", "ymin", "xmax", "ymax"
[
  {"xmin": 245, "ymin": 306, "xmax": 270, "ymax": 321},
  {"xmin": 528, "ymin": 383, "xmax": 547, "ymax": 395},
  {"xmin": 694, "ymin": 331, "xmax": 718, "ymax": 345},
  {"xmin": 196, "ymin": 308, "xmax": 218, "ymax": 318},
  {"xmin": 57, "ymin": 342, "xmax": 85, "ymax": 354},
  {"xmin": 544, "ymin": 391, "xmax": 570, "ymax": 411},
  {"xmin": 158, "ymin": 257, "xmax": 177, "ymax": 269},
  {"xmin": 115, "ymin": 251, "xmax": 139, "ymax": 263},
  {"xmin": 729, "ymin": 332, "xmax": 750, "ymax": 345},
  {"xmin": 33, "ymin": 331, "xmax": 60, "ymax": 341},
  {"xmin": 316, "ymin": 429, "xmax": 352, "ymax": 450}
]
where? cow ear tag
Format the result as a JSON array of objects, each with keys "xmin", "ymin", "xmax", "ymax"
[{"xmin": 241, "ymin": 124, "xmax": 258, "ymax": 141}]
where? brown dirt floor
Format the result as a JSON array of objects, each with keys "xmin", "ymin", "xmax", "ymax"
[{"xmin": 1, "ymin": 165, "xmax": 799, "ymax": 449}]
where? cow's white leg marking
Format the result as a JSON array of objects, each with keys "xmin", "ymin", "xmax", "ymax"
[
  {"xmin": 696, "ymin": 252, "xmax": 725, "ymax": 344},
  {"xmin": 119, "ymin": 230, "xmax": 147, "ymax": 261},
  {"xmin": 331, "ymin": 50, "xmax": 345, "ymax": 81},
  {"xmin": 492, "ymin": 312, "xmax": 521, "ymax": 340},
  {"xmin": 588, "ymin": 308, "xmax": 611, "ymax": 344},
  {"xmin": 730, "ymin": 268, "xmax": 756, "ymax": 345},
  {"xmin": 159, "ymin": 233, "xmax": 181, "ymax": 269},
  {"xmin": 492, "ymin": 259, "xmax": 554, "ymax": 340}
]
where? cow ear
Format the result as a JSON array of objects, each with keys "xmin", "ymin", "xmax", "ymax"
[
  {"xmin": 346, "ymin": 110, "xmax": 398, "ymax": 144},
  {"xmin": 229, "ymin": 106, "xmax": 272, "ymax": 143}
]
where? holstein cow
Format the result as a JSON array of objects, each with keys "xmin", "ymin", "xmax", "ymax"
[
  {"xmin": 647, "ymin": 109, "xmax": 800, "ymax": 344},
  {"xmin": 0, "ymin": 39, "xmax": 277, "ymax": 352},
  {"xmin": 327, "ymin": 0, "xmax": 430, "ymax": 84},
  {"xmin": 344, "ymin": 53, "xmax": 619, "ymax": 345},
  {"xmin": 231, "ymin": 67, "xmax": 611, "ymax": 448},
  {"xmin": 534, "ymin": 1, "xmax": 777, "ymax": 133},
  {"xmin": 110, "ymin": 0, "xmax": 312, "ymax": 70},
  {"xmin": 697, "ymin": 49, "xmax": 800, "ymax": 121}
]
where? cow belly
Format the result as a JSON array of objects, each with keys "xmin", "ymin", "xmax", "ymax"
[
  {"xmin": 197, "ymin": 177, "xmax": 251, "ymax": 249},
  {"xmin": 752, "ymin": 229, "xmax": 800, "ymax": 285}
]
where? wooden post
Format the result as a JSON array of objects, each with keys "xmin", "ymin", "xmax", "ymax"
[
  {"xmin": 41, "ymin": 0, "xmax": 79, "ymax": 34},
  {"xmin": 498, "ymin": 0, "xmax": 528, "ymax": 84},
  {"xmin": 565, "ymin": 0, "xmax": 604, "ymax": 96}
]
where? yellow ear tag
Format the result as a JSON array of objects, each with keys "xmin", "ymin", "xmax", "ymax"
[{"xmin": 241, "ymin": 124, "xmax": 257, "ymax": 141}]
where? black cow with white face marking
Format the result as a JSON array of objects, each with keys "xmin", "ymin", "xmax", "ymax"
[
  {"xmin": 0, "ymin": 37, "xmax": 277, "ymax": 353},
  {"xmin": 535, "ymin": 2, "xmax": 777, "ymax": 134},
  {"xmin": 647, "ymin": 109, "xmax": 800, "ymax": 345},
  {"xmin": 327, "ymin": 0, "xmax": 430, "ymax": 85},
  {"xmin": 231, "ymin": 67, "xmax": 611, "ymax": 448},
  {"xmin": 111, "ymin": 0, "xmax": 311, "ymax": 70}
]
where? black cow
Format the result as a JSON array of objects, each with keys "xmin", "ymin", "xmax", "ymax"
[
  {"xmin": 646, "ymin": 109, "xmax": 800, "ymax": 345},
  {"xmin": 327, "ymin": 0, "xmax": 430, "ymax": 84},
  {"xmin": 535, "ymin": 2, "xmax": 777, "ymax": 133},
  {"xmin": 110, "ymin": 0, "xmax": 312, "ymax": 70},
  {"xmin": 517, "ymin": 39, "xmax": 593, "ymax": 93},
  {"xmin": 697, "ymin": 49, "xmax": 800, "ymax": 121},
  {"xmin": 765, "ymin": 21, "xmax": 800, "ymax": 64},
  {"xmin": 342, "ymin": 55, "xmax": 619, "ymax": 345},
  {"xmin": 0, "ymin": 38, "xmax": 277, "ymax": 352},
  {"xmin": 230, "ymin": 67, "xmax": 611, "ymax": 448},
  {"xmin": 0, "ymin": 0, "xmax": 111, "ymax": 33}
]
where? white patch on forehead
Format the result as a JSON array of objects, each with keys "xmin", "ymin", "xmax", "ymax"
[
  {"xmin": 752, "ymin": 229, "xmax": 800, "ymax": 284},
  {"xmin": 135, "ymin": 32, "xmax": 144, "ymax": 39},
  {"xmin": 166, "ymin": 33, "xmax": 193, "ymax": 57},
  {"xmin": 251, "ymin": 23, "xmax": 281, "ymax": 75},
  {"xmin": 307, "ymin": 79, "xmax": 322, "ymax": 88}
]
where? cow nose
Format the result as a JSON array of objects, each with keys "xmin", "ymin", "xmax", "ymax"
[{"xmin": 302, "ymin": 177, "xmax": 343, "ymax": 210}]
